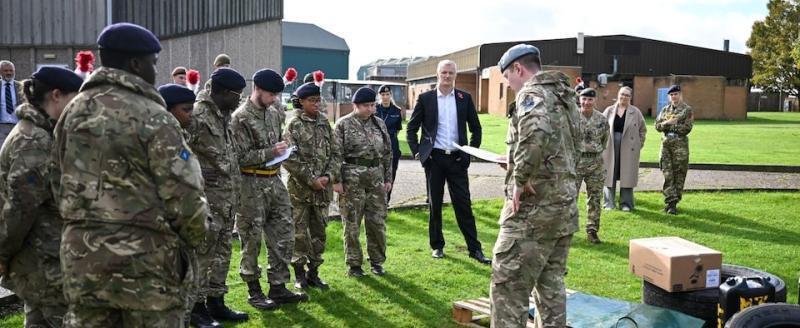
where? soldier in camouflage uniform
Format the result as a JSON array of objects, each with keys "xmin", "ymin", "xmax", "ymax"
[
  {"xmin": 333, "ymin": 87, "xmax": 393, "ymax": 277},
  {"xmin": 284, "ymin": 82, "xmax": 340, "ymax": 290},
  {"xmin": 0, "ymin": 67, "xmax": 82, "ymax": 328},
  {"xmin": 158, "ymin": 84, "xmax": 196, "ymax": 129},
  {"xmin": 491, "ymin": 44, "xmax": 581, "ymax": 328},
  {"xmin": 655, "ymin": 85, "xmax": 693, "ymax": 215},
  {"xmin": 575, "ymin": 88, "xmax": 608, "ymax": 244},
  {"xmin": 233, "ymin": 69, "xmax": 308, "ymax": 307},
  {"xmin": 52, "ymin": 23, "xmax": 209, "ymax": 327},
  {"xmin": 184, "ymin": 68, "xmax": 250, "ymax": 326}
]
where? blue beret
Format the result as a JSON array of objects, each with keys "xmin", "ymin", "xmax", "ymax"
[
  {"xmin": 252, "ymin": 69, "xmax": 284, "ymax": 93},
  {"xmin": 158, "ymin": 84, "xmax": 196, "ymax": 110},
  {"xmin": 352, "ymin": 87, "xmax": 377, "ymax": 104},
  {"xmin": 294, "ymin": 82, "xmax": 320, "ymax": 99},
  {"xmin": 378, "ymin": 85, "xmax": 391, "ymax": 93},
  {"xmin": 211, "ymin": 68, "xmax": 246, "ymax": 91},
  {"xmin": 668, "ymin": 85, "xmax": 681, "ymax": 94},
  {"xmin": 498, "ymin": 44, "xmax": 541, "ymax": 72},
  {"xmin": 97, "ymin": 23, "xmax": 161, "ymax": 54},
  {"xmin": 32, "ymin": 67, "xmax": 83, "ymax": 93},
  {"xmin": 579, "ymin": 88, "xmax": 596, "ymax": 98}
]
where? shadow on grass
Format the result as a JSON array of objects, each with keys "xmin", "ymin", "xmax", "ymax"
[
  {"xmin": 629, "ymin": 200, "xmax": 800, "ymax": 247},
  {"xmin": 570, "ymin": 239, "xmax": 630, "ymax": 260},
  {"xmin": 315, "ymin": 289, "xmax": 398, "ymax": 328},
  {"xmin": 359, "ymin": 274, "xmax": 445, "ymax": 323}
]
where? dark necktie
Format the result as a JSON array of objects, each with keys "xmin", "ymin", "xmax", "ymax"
[{"xmin": 4, "ymin": 82, "xmax": 13, "ymax": 115}]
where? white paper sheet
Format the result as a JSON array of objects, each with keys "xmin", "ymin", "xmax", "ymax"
[
  {"xmin": 453, "ymin": 143, "xmax": 507, "ymax": 163},
  {"xmin": 264, "ymin": 146, "xmax": 296, "ymax": 167}
]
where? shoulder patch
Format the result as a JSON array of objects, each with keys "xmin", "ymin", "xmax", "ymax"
[
  {"xmin": 520, "ymin": 95, "xmax": 543, "ymax": 114},
  {"xmin": 179, "ymin": 148, "xmax": 191, "ymax": 161},
  {"xmin": 27, "ymin": 174, "xmax": 37, "ymax": 185}
]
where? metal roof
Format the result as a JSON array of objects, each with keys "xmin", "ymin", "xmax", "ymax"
[
  {"xmin": 408, "ymin": 34, "xmax": 752, "ymax": 81},
  {"xmin": 282, "ymin": 21, "xmax": 349, "ymax": 51}
]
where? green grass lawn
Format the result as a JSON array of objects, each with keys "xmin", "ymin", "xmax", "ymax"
[
  {"xmin": 399, "ymin": 112, "xmax": 800, "ymax": 166},
  {"xmin": 3, "ymin": 191, "xmax": 798, "ymax": 327}
]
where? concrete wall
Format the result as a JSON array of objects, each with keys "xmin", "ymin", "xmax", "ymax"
[
  {"xmin": 156, "ymin": 20, "xmax": 282, "ymax": 87},
  {"xmin": 0, "ymin": 47, "xmax": 89, "ymax": 79}
]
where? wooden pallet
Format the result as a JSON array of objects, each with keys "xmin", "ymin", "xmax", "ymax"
[
  {"xmin": 453, "ymin": 290, "xmax": 575, "ymax": 327},
  {"xmin": 452, "ymin": 296, "xmax": 536, "ymax": 328}
]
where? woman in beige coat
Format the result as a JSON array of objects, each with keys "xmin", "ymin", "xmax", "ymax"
[{"xmin": 602, "ymin": 86, "xmax": 646, "ymax": 211}]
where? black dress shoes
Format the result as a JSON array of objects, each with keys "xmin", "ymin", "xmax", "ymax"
[
  {"xmin": 431, "ymin": 248, "xmax": 445, "ymax": 259},
  {"xmin": 469, "ymin": 250, "xmax": 492, "ymax": 265}
]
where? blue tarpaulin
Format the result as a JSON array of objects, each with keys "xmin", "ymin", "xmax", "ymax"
[{"xmin": 528, "ymin": 292, "xmax": 706, "ymax": 328}]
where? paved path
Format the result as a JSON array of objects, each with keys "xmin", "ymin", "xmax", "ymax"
[{"xmin": 386, "ymin": 160, "xmax": 800, "ymax": 208}]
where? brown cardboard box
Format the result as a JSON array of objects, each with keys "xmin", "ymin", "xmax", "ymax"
[{"xmin": 629, "ymin": 237, "xmax": 722, "ymax": 292}]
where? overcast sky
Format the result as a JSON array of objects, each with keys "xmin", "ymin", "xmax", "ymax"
[{"xmin": 285, "ymin": 0, "xmax": 767, "ymax": 78}]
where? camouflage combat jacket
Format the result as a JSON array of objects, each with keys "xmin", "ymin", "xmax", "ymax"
[
  {"xmin": 53, "ymin": 67, "xmax": 209, "ymax": 311},
  {"xmin": 0, "ymin": 103, "xmax": 64, "ymax": 305},
  {"xmin": 187, "ymin": 90, "xmax": 239, "ymax": 192},
  {"xmin": 230, "ymin": 99, "xmax": 286, "ymax": 170},
  {"xmin": 283, "ymin": 109, "xmax": 341, "ymax": 205},
  {"xmin": 333, "ymin": 112, "xmax": 393, "ymax": 184},
  {"xmin": 507, "ymin": 70, "xmax": 581, "ymax": 235},
  {"xmin": 655, "ymin": 102, "xmax": 694, "ymax": 137},
  {"xmin": 579, "ymin": 109, "xmax": 609, "ymax": 154}
]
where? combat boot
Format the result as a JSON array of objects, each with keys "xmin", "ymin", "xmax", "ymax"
[
  {"xmin": 190, "ymin": 301, "xmax": 223, "ymax": 328},
  {"xmin": 293, "ymin": 263, "xmax": 308, "ymax": 290},
  {"xmin": 665, "ymin": 203, "xmax": 678, "ymax": 215},
  {"xmin": 370, "ymin": 263, "xmax": 386, "ymax": 276},
  {"xmin": 587, "ymin": 231, "xmax": 602, "ymax": 244},
  {"xmin": 306, "ymin": 266, "xmax": 330, "ymax": 290},
  {"xmin": 348, "ymin": 266, "xmax": 366, "ymax": 277},
  {"xmin": 268, "ymin": 283, "xmax": 309, "ymax": 304},
  {"xmin": 206, "ymin": 296, "xmax": 249, "ymax": 322},
  {"xmin": 245, "ymin": 280, "xmax": 279, "ymax": 310}
]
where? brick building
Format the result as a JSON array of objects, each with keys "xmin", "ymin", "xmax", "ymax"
[{"xmin": 407, "ymin": 34, "xmax": 752, "ymax": 120}]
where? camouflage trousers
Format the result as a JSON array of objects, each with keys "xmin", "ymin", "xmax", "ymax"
[
  {"xmin": 184, "ymin": 189, "xmax": 234, "ymax": 315},
  {"xmin": 490, "ymin": 201, "xmax": 575, "ymax": 328},
  {"xmin": 205, "ymin": 191, "xmax": 236, "ymax": 297},
  {"xmin": 660, "ymin": 136, "xmax": 689, "ymax": 205},
  {"xmin": 237, "ymin": 175, "xmax": 294, "ymax": 285},
  {"xmin": 63, "ymin": 304, "xmax": 184, "ymax": 328},
  {"xmin": 339, "ymin": 165, "xmax": 387, "ymax": 267},
  {"xmin": 576, "ymin": 156, "xmax": 606, "ymax": 233},
  {"xmin": 23, "ymin": 302, "xmax": 67, "ymax": 328},
  {"xmin": 290, "ymin": 200, "xmax": 328, "ymax": 270}
]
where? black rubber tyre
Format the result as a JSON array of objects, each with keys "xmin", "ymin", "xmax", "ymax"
[
  {"xmin": 725, "ymin": 303, "xmax": 800, "ymax": 328},
  {"xmin": 642, "ymin": 264, "xmax": 787, "ymax": 327}
]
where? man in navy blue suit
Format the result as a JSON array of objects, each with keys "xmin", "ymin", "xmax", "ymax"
[{"xmin": 406, "ymin": 60, "xmax": 491, "ymax": 265}]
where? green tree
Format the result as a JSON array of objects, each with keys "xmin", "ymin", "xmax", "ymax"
[
  {"xmin": 793, "ymin": 36, "xmax": 800, "ymax": 67},
  {"xmin": 747, "ymin": 0, "xmax": 800, "ymax": 97}
]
